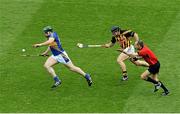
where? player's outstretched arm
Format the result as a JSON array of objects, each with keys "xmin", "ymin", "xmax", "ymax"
[
  {"xmin": 117, "ymin": 48, "xmax": 138, "ymax": 58},
  {"xmin": 102, "ymin": 42, "xmax": 114, "ymax": 48},
  {"xmin": 33, "ymin": 38, "xmax": 54, "ymax": 48},
  {"xmin": 124, "ymin": 51, "xmax": 138, "ymax": 58}
]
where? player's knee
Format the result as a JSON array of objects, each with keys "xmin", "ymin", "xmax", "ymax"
[
  {"xmin": 44, "ymin": 64, "xmax": 49, "ymax": 69},
  {"xmin": 140, "ymin": 74, "xmax": 146, "ymax": 80},
  {"xmin": 117, "ymin": 59, "xmax": 123, "ymax": 64}
]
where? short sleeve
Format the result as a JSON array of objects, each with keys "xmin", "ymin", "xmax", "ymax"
[{"xmin": 111, "ymin": 36, "xmax": 116, "ymax": 43}]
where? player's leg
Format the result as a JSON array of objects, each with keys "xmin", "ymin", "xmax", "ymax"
[
  {"xmin": 60, "ymin": 52, "xmax": 92, "ymax": 86},
  {"xmin": 151, "ymin": 73, "xmax": 161, "ymax": 92},
  {"xmin": 64, "ymin": 61, "xmax": 92, "ymax": 86},
  {"xmin": 150, "ymin": 61, "xmax": 169, "ymax": 95},
  {"xmin": 64, "ymin": 61, "xmax": 85, "ymax": 76},
  {"xmin": 140, "ymin": 70, "xmax": 159, "ymax": 85},
  {"xmin": 44, "ymin": 56, "xmax": 61, "ymax": 88},
  {"xmin": 44, "ymin": 56, "xmax": 58, "ymax": 77},
  {"xmin": 117, "ymin": 52, "xmax": 129, "ymax": 80},
  {"xmin": 152, "ymin": 74, "xmax": 169, "ymax": 95},
  {"xmin": 151, "ymin": 74, "xmax": 159, "ymax": 81}
]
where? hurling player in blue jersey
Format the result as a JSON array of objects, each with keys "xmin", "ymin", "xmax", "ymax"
[{"xmin": 33, "ymin": 26, "xmax": 92, "ymax": 88}]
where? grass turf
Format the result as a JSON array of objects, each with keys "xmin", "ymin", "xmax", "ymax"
[{"xmin": 0, "ymin": 0, "xmax": 180, "ymax": 112}]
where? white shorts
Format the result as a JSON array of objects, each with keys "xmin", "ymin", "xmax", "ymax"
[
  {"xmin": 51, "ymin": 51, "xmax": 71, "ymax": 64},
  {"xmin": 123, "ymin": 45, "xmax": 135, "ymax": 54}
]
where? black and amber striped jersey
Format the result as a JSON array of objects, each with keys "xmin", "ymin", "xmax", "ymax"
[{"xmin": 111, "ymin": 30, "xmax": 135, "ymax": 49}]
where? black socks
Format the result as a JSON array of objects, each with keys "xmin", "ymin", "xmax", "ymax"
[{"xmin": 146, "ymin": 77, "xmax": 158, "ymax": 84}]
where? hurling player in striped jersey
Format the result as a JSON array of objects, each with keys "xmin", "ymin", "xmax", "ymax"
[{"xmin": 102, "ymin": 26, "xmax": 149, "ymax": 81}]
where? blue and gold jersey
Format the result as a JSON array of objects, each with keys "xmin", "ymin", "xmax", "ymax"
[{"xmin": 48, "ymin": 32, "xmax": 64, "ymax": 56}]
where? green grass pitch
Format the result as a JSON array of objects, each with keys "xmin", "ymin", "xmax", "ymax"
[{"xmin": 0, "ymin": 0, "xmax": 180, "ymax": 113}]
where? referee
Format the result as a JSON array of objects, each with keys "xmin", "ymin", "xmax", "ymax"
[{"xmin": 121, "ymin": 40, "xmax": 169, "ymax": 96}]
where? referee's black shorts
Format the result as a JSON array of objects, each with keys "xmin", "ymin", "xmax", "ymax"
[{"xmin": 148, "ymin": 61, "xmax": 160, "ymax": 74}]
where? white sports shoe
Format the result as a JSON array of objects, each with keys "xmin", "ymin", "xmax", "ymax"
[
  {"xmin": 121, "ymin": 76, "xmax": 128, "ymax": 81},
  {"xmin": 51, "ymin": 81, "xmax": 61, "ymax": 88}
]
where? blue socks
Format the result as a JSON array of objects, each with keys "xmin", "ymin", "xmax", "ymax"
[
  {"xmin": 85, "ymin": 74, "xmax": 91, "ymax": 80},
  {"xmin": 53, "ymin": 76, "xmax": 60, "ymax": 82}
]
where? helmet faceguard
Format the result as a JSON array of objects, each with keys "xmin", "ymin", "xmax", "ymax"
[
  {"xmin": 111, "ymin": 26, "xmax": 121, "ymax": 33},
  {"xmin": 43, "ymin": 26, "xmax": 53, "ymax": 33}
]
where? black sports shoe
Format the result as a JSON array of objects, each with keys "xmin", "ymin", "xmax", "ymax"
[
  {"xmin": 87, "ymin": 79, "xmax": 93, "ymax": 86},
  {"xmin": 121, "ymin": 75, "xmax": 128, "ymax": 81},
  {"xmin": 162, "ymin": 91, "xmax": 170, "ymax": 96},
  {"xmin": 85, "ymin": 74, "xmax": 93, "ymax": 86},
  {"xmin": 51, "ymin": 81, "xmax": 61, "ymax": 88},
  {"xmin": 154, "ymin": 82, "xmax": 161, "ymax": 92}
]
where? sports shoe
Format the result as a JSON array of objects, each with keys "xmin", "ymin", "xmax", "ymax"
[
  {"xmin": 154, "ymin": 82, "xmax": 161, "ymax": 92},
  {"xmin": 162, "ymin": 91, "xmax": 170, "ymax": 96},
  {"xmin": 121, "ymin": 76, "xmax": 128, "ymax": 81},
  {"xmin": 85, "ymin": 74, "xmax": 93, "ymax": 86},
  {"xmin": 51, "ymin": 81, "xmax": 61, "ymax": 88}
]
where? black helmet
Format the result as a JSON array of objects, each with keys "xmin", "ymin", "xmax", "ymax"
[
  {"xmin": 111, "ymin": 26, "xmax": 121, "ymax": 32},
  {"xmin": 43, "ymin": 26, "xmax": 53, "ymax": 33}
]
